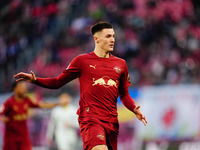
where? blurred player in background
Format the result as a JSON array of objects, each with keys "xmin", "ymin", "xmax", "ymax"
[
  {"xmin": 14, "ymin": 21, "xmax": 147, "ymax": 150},
  {"xmin": 46, "ymin": 93, "xmax": 79, "ymax": 150},
  {"xmin": 0, "ymin": 81, "xmax": 65, "ymax": 150}
]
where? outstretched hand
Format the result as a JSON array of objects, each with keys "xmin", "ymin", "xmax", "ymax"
[
  {"xmin": 134, "ymin": 106, "xmax": 147, "ymax": 126},
  {"xmin": 14, "ymin": 71, "xmax": 36, "ymax": 83}
]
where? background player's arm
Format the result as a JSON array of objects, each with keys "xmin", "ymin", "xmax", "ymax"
[
  {"xmin": 38, "ymin": 100, "xmax": 67, "ymax": 109},
  {"xmin": 0, "ymin": 115, "xmax": 9, "ymax": 123},
  {"xmin": 0, "ymin": 103, "xmax": 10, "ymax": 123}
]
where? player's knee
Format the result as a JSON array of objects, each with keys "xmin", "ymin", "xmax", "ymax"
[{"xmin": 91, "ymin": 145, "xmax": 108, "ymax": 150}]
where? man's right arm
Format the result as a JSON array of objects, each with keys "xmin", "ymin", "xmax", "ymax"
[
  {"xmin": 14, "ymin": 70, "xmax": 79, "ymax": 89},
  {"xmin": 35, "ymin": 70, "xmax": 80, "ymax": 89},
  {"xmin": 14, "ymin": 56, "xmax": 81, "ymax": 89}
]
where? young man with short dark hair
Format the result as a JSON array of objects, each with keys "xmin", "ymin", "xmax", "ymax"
[{"xmin": 14, "ymin": 21, "xmax": 147, "ymax": 150}]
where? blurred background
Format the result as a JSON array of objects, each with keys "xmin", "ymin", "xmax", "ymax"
[{"xmin": 0, "ymin": 0, "xmax": 200, "ymax": 149}]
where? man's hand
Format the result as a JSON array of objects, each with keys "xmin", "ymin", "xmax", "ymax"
[
  {"xmin": 0, "ymin": 116, "xmax": 10, "ymax": 123},
  {"xmin": 14, "ymin": 71, "xmax": 36, "ymax": 83},
  {"xmin": 134, "ymin": 106, "xmax": 147, "ymax": 126}
]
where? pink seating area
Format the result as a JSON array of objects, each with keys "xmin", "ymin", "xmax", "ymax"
[
  {"xmin": 0, "ymin": 0, "xmax": 200, "ymax": 93},
  {"xmin": 24, "ymin": 0, "xmax": 200, "ymax": 88}
]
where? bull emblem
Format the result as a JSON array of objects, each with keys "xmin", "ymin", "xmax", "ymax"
[{"xmin": 92, "ymin": 76, "xmax": 118, "ymax": 88}]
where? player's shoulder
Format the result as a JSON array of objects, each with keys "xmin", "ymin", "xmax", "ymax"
[
  {"xmin": 7, "ymin": 95, "xmax": 15, "ymax": 102},
  {"xmin": 111, "ymin": 54, "xmax": 126, "ymax": 63},
  {"xmin": 26, "ymin": 96, "xmax": 35, "ymax": 104},
  {"xmin": 73, "ymin": 52, "xmax": 93, "ymax": 61},
  {"xmin": 3, "ymin": 95, "xmax": 15, "ymax": 105}
]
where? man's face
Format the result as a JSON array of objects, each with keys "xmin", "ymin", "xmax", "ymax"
[
  {"xmin": 59, "ymin": 93, "xmax": 71, "ymax": 107},
  {"xmin": 14, "ymin": 82, "xmax": 27, "ymax": 97},
  {"xmin": 95, "ymin": 28, "xmax": 115, "ymax": 52}
]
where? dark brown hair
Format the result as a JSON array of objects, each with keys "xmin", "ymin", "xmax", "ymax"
[
  {"xmin": 11, "ymin": 81, "xmax": 23, "ymax": 91},
  {"xmin": 90, "ymin": 21, "xmax": 113, "ymax": 35}
]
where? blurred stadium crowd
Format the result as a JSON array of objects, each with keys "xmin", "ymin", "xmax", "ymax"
[
  {"xmin": 0, "ymin": 1, "xmax": 200, "ymax": 150},
  {"xmin": 0, "ymin": 0, "xmax": 200, "ymax": 94}
]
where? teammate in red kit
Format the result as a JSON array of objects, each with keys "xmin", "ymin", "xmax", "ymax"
[
  {"xmin": 0, "ymin": 81, "xmax": 65, "ymax": 150},
  {"xmin": 14, "ymin": 21, "xmax": 147, "ymax": 150}
]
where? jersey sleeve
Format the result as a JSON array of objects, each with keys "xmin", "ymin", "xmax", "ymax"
[
  {"xmin": 35, "ymin": 56, "xmax": 81, "ymax": 89},
  {"xmin": 119, "ymin": 61, "xmax": 131, "ymax": 91},
  {"xmin": 66, "ymin": 55, "xmax": 81, "ymax": 71},
  {"xmin": 119, "ymin": 61, "xmax": 136, "ymax": 112}
]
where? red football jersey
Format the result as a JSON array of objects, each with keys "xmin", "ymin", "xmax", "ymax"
[
  {"xmin": 36, "ymin": 52, "xmax": 136, "ymax": 123},
  {"xmin": 67, "ymin": 52, "xmax": 132, "ymax": 123},
  {"xmin": 0, "ymin": 96, "xmax": 39, "ymax": 140}
]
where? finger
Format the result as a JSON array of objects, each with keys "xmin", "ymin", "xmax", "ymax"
[
  {"xmin": 135, "ymin": 106, "xmax": 140, "ymax": 110},
  {"xmin": 134, "ymin": 106, "xmax": 140, "ymax": 113},
  {"xmin": 142, "ymin": 119, "xmax": 146, "ymax": 126},
  {"xmin": 141, "ymin": 114, "xmax": 147, "ymax": 124},
  {"xmin": 16, "ymin": 78, "xmax": 25, "ymax": 82},
  {"xmin": 14, "ymin": 75, "xmax": 21, "ymax": 79},
  {"xmin": 14, "ymin": 75, "xmax": 25, "ymax": 79},
  {"xmin": 14, "ymin": 72, "xmax": 24, "ymax": 76},
  {"xmin": 14, "ymin": 73, "xmax": 25, "ymax": 78},
  {"xmin": 144, "ymin": 116, "xmax": 147, "ymax": 123},
  {"xmin": 14, "ymin": 74, "xmax": 20, "ymax": 78},
  {"xmin": 136, "ymin": 105, "xmax": 140, "ymax": 109},
  {"xmin": 31, "ymin": 71, "xmax": 36, "ymax": 81},
  {"xmin": 31, "ymin": 71, "xmax": 34, "ymax": 76}
]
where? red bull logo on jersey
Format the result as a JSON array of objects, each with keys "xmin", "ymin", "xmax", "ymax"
[
  {"xmin": 114, "ymin": 66, "xmax": 121, "ymax": 74},
  {"xmin": 92, "ymin": 76, "xmax": 118, "ymax": 88}
]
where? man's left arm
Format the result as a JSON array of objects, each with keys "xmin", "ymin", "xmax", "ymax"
[
  {"xmin": 119, "ymin": 62, "xmax": 147, "ymax": 126},
  {"xmin": 119, "ymin": 85, "xmax": 147, "ymax": 126}
]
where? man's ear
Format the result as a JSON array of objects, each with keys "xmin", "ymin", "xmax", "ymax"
[{"xmin": 94, "ymin": 36, "xmax": 99, "ymax": 43}]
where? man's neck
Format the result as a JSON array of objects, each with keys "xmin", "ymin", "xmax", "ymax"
[
  {"xmin": 14, "ymin": 94, "xmax": 24, "ymax": 102},
  {"xmin": 94, "ymin": 49, "xmax": 110, "ymax": 58}
]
